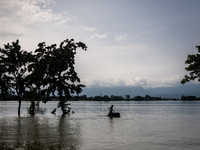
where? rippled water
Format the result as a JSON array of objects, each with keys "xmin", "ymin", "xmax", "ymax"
[{"xmin": 1, "ymin": 101, "xmax": 200, "ymax": 150}]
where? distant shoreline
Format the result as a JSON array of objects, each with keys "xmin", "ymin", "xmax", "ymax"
[
  {"xmin": 1, "ymin": 94, "xmax": 200, "ymax": 101},
  {"xmin": 1, "ymin": 99, "xmax": 200, "ymax": 102}
]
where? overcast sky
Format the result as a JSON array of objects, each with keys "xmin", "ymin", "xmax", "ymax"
[{"xmin": 1, "ymin": 0, "xmax": 200, "ymax": 88}]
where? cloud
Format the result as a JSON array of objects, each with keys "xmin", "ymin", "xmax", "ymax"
[
  {"xmin": 83, "ymin": 27, "xmax": 96, "ymax": 32},
  {"xmin": 0, "ymin": 0, "xmax": 71, "ymax": 38},
  {"xmin": 29, "ymin": 0, "xmax": 56, "ymax": 8},
  {"xmin": 31, "ymin": 9, "xmax": 61, "ymax": 23},
  {"xmin": 91, "ymin": 33, "xmax": 107, "ymax": 39},
  {"xmin": 0, "ymin": 30, "xmax": 22, "ymax": 38},
  {"xmin": 19, "ymin": 0, "xmax": 62, "ymax": 23},
  {"xmin": 81, "ymin": 75, "xmax": 184, "ymax": 89},
  {"xmin": 84, "ymin": 77, "xmax": 128, "ymax": 88},
  {"xmin": 115, "ymin": 33, "xmax": 128, "ymax": 41},
  {"xmin": 133, "ymin": 77, "xmax": 148, "ymax": 86}
]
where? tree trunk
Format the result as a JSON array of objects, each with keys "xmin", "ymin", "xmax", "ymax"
[
  {"xmin": 32, "ymin": 102, "xmax": 35, "ymax": 114},
  {"xmin": 59, "ymin": 90, "xmax": 66, "ymax": 114},
  {"xmin": 18, "ymin": 100, "xmax": 21, "ymax": 116},
  {"xmin": 29, "ymin": 101, "xmax": 35, "ymax": 115},
  {"xmin": 60, "ymin": 100, "xmax": 67, "ymax": 114}
]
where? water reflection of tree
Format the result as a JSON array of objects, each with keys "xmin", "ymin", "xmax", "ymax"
[
  {"xmin": 0, "ymin": 115, "xmax": 82, "ymax": 149},
  {"xmin": 57, "ymin": 115, "xmax": 83, "ymax": 149},
  {"xmin": 27, "ymin": 104, "xmax": 46, "ymax": 115}
]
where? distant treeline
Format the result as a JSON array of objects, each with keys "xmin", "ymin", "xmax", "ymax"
[
  {"xmin": 71, "ymin": 94, "xmax": 178, "ymax": 101},
  {"xmin": 0, "ymin": 94, "xmax": 175, "ymax": 101},
  {"xmin": 181, "ymin": 95, "xmax": 200, "ymax": 100},
  {"xmin": 71, "ymin": 95, "xmax": 200, "ymax": 101},
  {"xmin": 2, "ymin": 94, "xmax": 200, "ymax": 101}
]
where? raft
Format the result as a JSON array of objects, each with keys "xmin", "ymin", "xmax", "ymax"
[{"xmin": 107, "ymin": 112, "xmax": 120, "ymax": 117}]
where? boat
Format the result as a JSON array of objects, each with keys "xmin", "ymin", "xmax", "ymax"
[{"xmin": 107, "ymin": 112, "xmax": 120, "ymax": 117}]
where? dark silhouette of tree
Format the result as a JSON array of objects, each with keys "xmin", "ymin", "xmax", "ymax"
[
  {"xmin": 145, "ymin": 95, "xmax": 151, "ymax": 100},
  {"xmin": 25, "ymin": 42, "xmax": 52, "ymax": 114},
  {"xmin": 133, "ymin": 95, "xmax": 145, "ymax": 100},
  {"xmin": 125, "ymin": 95, "xmax": 130, "ymax": 100},
  {"xmin": 181, "ymin": 45, "xmax": 200, "ymax": 84},
  {"xmin": 31, "ymin": 39, "xmax": 87, "ymax": 114},
  {"xmin": 0, "ymin": 39, "xmax": 86, "ymax": 115},
  {"xmin": 181, "ymin": 95, "xmax": 199, "ymax": 100},
  {"xmin": 102, "ymin": 95, "xmax": 110, "ymax": 101},
  {"xmin": 0, "ymin": 40, "xmax": 33, "ymax": 115},
  {"xmin": 0, "ymin": 54, "xmax": 12, "ymax": 100}
]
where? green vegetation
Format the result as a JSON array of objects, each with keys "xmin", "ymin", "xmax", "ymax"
[
  {"xmin": 181, "ymin": 45, "xmax": 200, "ymax": 84},
  {"xmin": 0, "ymin": 40, "xmax": 33, "ymax": 115},
  {"xmin": 181, "ymin": 95, "xmax": 200, "ymax": 100},
  {"xmin": 71, "ymin": 94, "xmax": 179, "ymax": 101},
  {"xmin": 0, "ymin": 39, "xmax": 87, "ymax": 115},
  {"xmin": 3, "ymin": 93, "xmax": 200, "ymax": 101}
]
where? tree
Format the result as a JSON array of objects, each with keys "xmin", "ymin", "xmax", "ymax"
[
  {"xmin": 0, "ymin": 40, "xmax": 33, "ymax": 115},
  {"xmin": 32, "ymin": 39, "xmax": 87, "ymax": 114},
  {"xmin": 125, "ymin": 95, "xmax": 130, "ymax": 100},
  {"xmin": 25, "ymin": 41, "xmax": 52, "ymax": 114},
  {"xmin": 145, "ymin": 95, "xmax": 151, "ymax": 100},
  {"xmin": 0, "ymin": 54, "xmax": 12, "ymax": 100},
  {"xmin": 181, "ymin": 45, "xmax": 200, "ymax": 84},
  {"xmin": 133, "ymin": 95, "xmax": 145, "ymax": 100},
  {"xmin": 0, "ymin": 39, "xmax": 86, "ymax": 115}
]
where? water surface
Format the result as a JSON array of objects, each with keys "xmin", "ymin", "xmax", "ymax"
[{"xmin": 1, "ymin": 101, "xmax": 200, "ymax": 150}]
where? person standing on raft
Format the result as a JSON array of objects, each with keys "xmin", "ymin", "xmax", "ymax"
[
  {"xmin": 108, "ymin": 105, "xmax": 120, "ymax": 117},
  {"xmin": 108, "ymin": 105, "xmax": 114, "ymax": 114}
]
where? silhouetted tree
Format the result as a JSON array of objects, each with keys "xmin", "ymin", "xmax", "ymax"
[
  {"xmin": 26, "ymin": 42, "xmax": 52, "ymax": 106},
  {"xmin": 0, "ymin": 40, "xmax": 33, "ymax": 115},
  {"xmin": 0, "ymin": 53, "xmax": 12, "ymax": 100},
  {"xmin": 0, "ymin": 39, "xmax": 86, "ymax": 115},
  {"xmin": 181, "ymin": 95, "xmax": 199, "ymax": 100},
  {"xmin": 145, "ymin": 95, "xmax": 151, "ymax": 100},
  {"xmin": 181, "ymin": 45, "xmax": 200, "ymax": 84},
  {"xmin": 31, "ymin": 39, "xmax": 87, "ymax": 114},
  {"xmin": 102, "ymin": 95, "xmax": 110, "ymax": 101},
  {"xmin": 133, "ymin": 95, "xmax": 145, "ymax": 100},
  {"xmin": 125, "ymin": 95, "xmax": 130, "ymax": 100},
  {"xmin": 93, "ymin": 96, "xmax": 102, "ymax": 101}
]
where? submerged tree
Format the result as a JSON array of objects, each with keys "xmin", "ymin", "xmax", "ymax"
[
  {"xmin": 31, "ymin": 39, "xmax": 87, "ymax": 114},
  {"xmin": 0, "ymin": 52, "xmax": 12, "ymax": 100},
  {"xmin": 181, "ymin": 45, "xmax": 200, "ymax": 84},
  {"xmin": 0, "ymin": 40, "xmax": 33, "ymax": 115},
  {"xmin": 0, "ymin": 39, "xmax": 86, "ymax": 115}
]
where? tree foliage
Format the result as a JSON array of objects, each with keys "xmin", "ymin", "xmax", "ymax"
[
  {"xmin": 0, "ymin": 39, "xmax": 87, "ymax": 115},
  {"xmin": 71, "ymin": 94, "xmax": 171, "ymax": 101},
  {"xmin": 0, "ymin": 40, "xmax": 33, "ymax": 115},
  {"xmin": 181, "ymin": 45, "xmax": 200, "ymax": 84},
  {"xmin": 30, "ymin": 39, "xmax": 87, "ymax": 114}
]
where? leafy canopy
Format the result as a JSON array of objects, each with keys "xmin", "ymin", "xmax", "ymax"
[
  {"xmin": 0, "ymin": 40, "xmax": 33, "ymax": 99},
  {"xmin": 0, "ymin": 39, "xmax": 87, "ymax": 115},
  {"xmin": 31, "ymin": 39, "xmax": 87, "ymax": 100},
  {"xmin": 181, "ymin": 45, "xmax": 200, "ymax": 84}
]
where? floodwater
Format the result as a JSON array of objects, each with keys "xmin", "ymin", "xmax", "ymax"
[{"xmin": 1, "ymin": 101, "xmax": 200, "ymax": 150}]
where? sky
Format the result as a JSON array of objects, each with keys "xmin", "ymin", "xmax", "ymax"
[{"xmin": 1, "ymin": 0, "xmax": 200, "ymax": 89}]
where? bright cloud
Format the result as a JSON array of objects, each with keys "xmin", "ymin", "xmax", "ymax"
[
  {"xmin": 19, "ymin": 0, "xmax": 64, "ymax": 23},
  {"xmin": 0, "ymin": 0, "xmax": 71, "ymax": 38},
  {"xmin": 91, "ymin": 33, "xmax": 107, "ymax": 39},
  {"xmin": 29, "ymin": 0, "xmax": 56, "ymax": 8},
  {"xmin": 115, "ymin": 33, "xmax": 129, "ymax": 41},
  {"xmin": 83, "ymin": 27, "xmax": 96, "ymax": 32},
  {"xmin": 81, "ymin": 75, "xmax": 184, "ymax": 89}
]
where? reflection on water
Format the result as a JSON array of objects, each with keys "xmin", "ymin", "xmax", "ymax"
[{"xmin": 0, "ymin": 113, "xmax": 82, "ymax": 149}]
